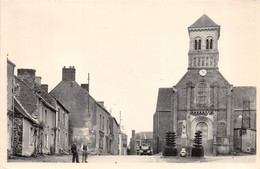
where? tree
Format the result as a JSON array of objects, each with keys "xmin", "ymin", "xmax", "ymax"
[
  {"xmin": 164, "ymin": 132, "xmax": 177, "ymax": 156},
  {"xmin": 191, "ymin": 131, "xmax": 204, "ymax": 157}
]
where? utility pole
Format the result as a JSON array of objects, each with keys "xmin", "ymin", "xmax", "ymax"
[
  {"xmin": 119, "ymin": 111, "xmax": 121, "ymax": 129},
  {"xmin": 87, "ymin": 73, "xmax": 90, "ymax": 93},
  {"xmin": 87, "ymin": 73, "xmax": 90, "ymax": 114}
]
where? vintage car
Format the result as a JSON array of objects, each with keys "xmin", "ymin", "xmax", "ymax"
[{"xmin": 139, "ymin": 145, "xmax": 153, "ymax": 155}]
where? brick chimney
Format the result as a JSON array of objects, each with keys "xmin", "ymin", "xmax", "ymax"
[
  {"xmin": 81, "ymin": 84, "xmax": 89, "ymax": 92},
  {"xmin": 17, "ymin": 69, "xmax": 36, "ymax": 89},
  {"xmin": 62, "ymin": 66, "xmax": 75, "ymax": 81},
  {"xmin": 41, "ymin": 84, "xmax": 48, "ymax": 92},
  {"xmin": 35, "ymin": 76, "xmax": 42, "ymax": 85},
  {"xmin": 132, "ymin": 130, "xmax": 135, "ymax": 138}
]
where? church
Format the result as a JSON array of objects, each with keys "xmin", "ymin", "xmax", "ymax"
[{"xmin": 153, "ymin": 14, "xmax": 256, "ymax": 155}]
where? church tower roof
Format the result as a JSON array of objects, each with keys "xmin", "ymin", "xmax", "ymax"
[{"xmin": 189, "ymin": 14, "xmax": 219, "ymax": 28}]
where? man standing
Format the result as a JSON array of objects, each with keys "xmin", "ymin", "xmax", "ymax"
[
  {"xmin": 81, "ymin": 142, "xmax": 88, "ymax": 163},
  {"xmin": 71, "ymin": 142, "xmax": 79, "ymax": 163}
]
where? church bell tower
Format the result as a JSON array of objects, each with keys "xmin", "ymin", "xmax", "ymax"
[{"xmin": 188, "ymin": 14, "xmax": 220, "ymax": 70}]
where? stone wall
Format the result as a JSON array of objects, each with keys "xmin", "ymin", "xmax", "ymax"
[{"xmin": 13, "ymin": 111, "xmax": 23, "ymax": 156}]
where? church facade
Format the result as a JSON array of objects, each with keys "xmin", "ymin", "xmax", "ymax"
[{"xmin": 153, "ymin": 14, "xmax": 256, "ymax": 155}]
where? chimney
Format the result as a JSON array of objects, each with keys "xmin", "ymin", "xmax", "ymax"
[
  {"xmin": 81, "ymin": 84, "xmax": 89, "ymax": 92},
  {"xmin": 98, "ymin": 101, "xmax": 104, "ymax": 107},
  {"xmin": 62, "ymin": 66, "xmax": 76, "ymax": 81},
  {"xmin": 132, "ymin": 130, "xmax": 135, "ymax": 138},
  {"xmin": 41, "ymin": 84, "xmax": 48, "ymax": 92},
  {"xmin": 35, "ymin": 76, "xmax": 42, "ymax": 85},
  {"xmin": 17, "ymin": 69, "xmax": 36, "ymax": 88}
]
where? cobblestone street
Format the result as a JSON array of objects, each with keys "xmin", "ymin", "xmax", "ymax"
[{"xmin": 7, "ymin": 154, "xmax": 256, "ymax": 163}]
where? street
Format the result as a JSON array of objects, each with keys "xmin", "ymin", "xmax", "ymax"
[{"xmin": 7, "ymin": 154, "xmax": 256, "ymax": 163}]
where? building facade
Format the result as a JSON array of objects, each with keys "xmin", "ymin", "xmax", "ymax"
[
  {"xmin": 50, "ymin": 66, "xmax": 120, "ymax": 155},
  {"xmin": 7, "ymin": 59, "xmax": 15, "ymax": 156},
  {"xmin": 153, "ymin": 14, "xmax": 256, "ymax": 155},
  {"xmin": 7, "ymin": 60, "xmax": 70, "ymax": 156}
]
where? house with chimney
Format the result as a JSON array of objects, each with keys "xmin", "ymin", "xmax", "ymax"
[
  {"xmin": 50, "ymin": 66, "xmax": 120, "ymax": 155},
  {"xmin": 7, "ymin": 59, "xmax": 70, "ymax": 156}
]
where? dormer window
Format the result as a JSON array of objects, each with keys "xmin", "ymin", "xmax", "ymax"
[
  {"xmin": 206, "ymin": 37, "xmax": 213, "ymax": 49},
  {"xmin": 194, "ymin": 37, "xmax": 201, "ymax": 50}
]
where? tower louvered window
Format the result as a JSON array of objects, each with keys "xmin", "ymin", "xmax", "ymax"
[
  {"xmin": 206, "ymin": 37, "xmax": 213, "ymax": 49},
  {"xmin": 194, "ymin": 37, "xmax": 201, "ymax": 50}
]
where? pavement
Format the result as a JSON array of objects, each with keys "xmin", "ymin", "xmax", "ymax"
[{"xmin": 7, "ymin": 153, "xmax": 256, "ymax": 163}]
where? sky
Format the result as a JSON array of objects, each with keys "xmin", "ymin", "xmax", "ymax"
[{"xmin": 1, "ymin": 0, "xmax": 259, "ymax": 139}]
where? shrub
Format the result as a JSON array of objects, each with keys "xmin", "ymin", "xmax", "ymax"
[
  {"xmin": 163, "ymin": 132, "xmax": 177, "ymax": 156},
  {"xmin": 191, "ymin": 131, "xmax": 204, "ymax": 157}
]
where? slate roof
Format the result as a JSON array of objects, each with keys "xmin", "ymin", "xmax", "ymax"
[
  {"xmin": 33, "ymin": 82, "xmax": 57, "ymax": 110},
  {"xmin": 14, "ymin": 97, "xmax": 38, "ymax": 124},
  {"xmin": 189, "ymin": 14, "xmax": 219, "ymax": 28},
  {"xmin": 156, "ymin": 88, "xmax": 173, "ymax": 112},
  {"xmin": 135, "ymin": 132, "xmax": 153, "ymax": 140},
  {"xmin": 50, "ymin": 80, "xmax": 111, "ymax": 116}
]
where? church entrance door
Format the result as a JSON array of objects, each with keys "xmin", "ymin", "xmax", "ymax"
[{"xmin": 196, "ymin": 122, "xmax": 211, "ymax": 155}]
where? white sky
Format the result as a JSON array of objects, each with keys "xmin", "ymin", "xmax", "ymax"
[{"xmin": 1, "ymin": 0, "xmax": 259, "ymax": 139}]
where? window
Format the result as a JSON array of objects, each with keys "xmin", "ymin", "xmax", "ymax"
[
  {"xmin": 45, "ymin": 134, "xmax": 48, "ymax": 148},
  {"xmin": 29, "ymin": 127, "xmax": 34, "ymax": 146},
  {"xmin": 45, "ymin": 110, "xmax": 47, "ymax": 123},
  {"xmin": 63, "ymin": 113, "xmax": 65, "ymax": 126},
  {"xmin": 52, "ymin": 113, "xmax": 55, "ymax": 127},
  {"xmin": 100, "ymin": 115, "xmax": 102, "ymax": 130},
  {"xmin": 99, "ymin": 135, "xmax": 103, "ymax": 149},
  {"xmin": 41, "ymin": 107, "xmax": 44, "ymax": 122},
  {"xmin": 102, "ymin": 117, "xmax": 105, "ymax": 131},
  {"xmin": 194, "ymin": 37, "xmax": 201, "ymax": 50},
  {"xmin": 197, "ymin": 83, "xmax": 207, "ymax": 105},
  {"xmin": 58, "ymin": 108, "xmax": 61, "ymax": 121},
  {"xmin": 107, "ymin": 120, "xmax": 109, "ymax": 133},
  {"xmin": 198, "ymin": 39, "xmax": 201, "ymax": 49},
  {"xmin": 206, "ymin": 37, "xmax": 213, "ymax": 49}
]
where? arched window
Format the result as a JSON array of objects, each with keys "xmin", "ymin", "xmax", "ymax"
[
  {"xmin": 194, "ymin": 37, "xmax": 201, "ymax": 50},
  {"xmin": 206, "ymin": 37, "xmax": 213, "ymax": 49},
  {"xmin": 198, "ymin": 83, "xmax": 207, "ymax": 105},
  {"xmin": 198, "ymin": 39, "xmax": 201, "ymax": 50}
]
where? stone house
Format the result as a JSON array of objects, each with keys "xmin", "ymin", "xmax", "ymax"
[
  {"xmin": 153, "ymin": 14, "xmax": 256, "ymax": 155},
  {"xmin": 13, "ymin": 97, "xmax": 39, "ymax": 156},
  {"xmin": 7, "ymin": 59, "xmax": 15, "ymax": 155},
  {"xmin": 8, "ymin": 65, "xmax": 70, "ymax": 156},
  {"xmin": 50, "ymin": 66, "xmax": 120, "ymax": 155}
]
